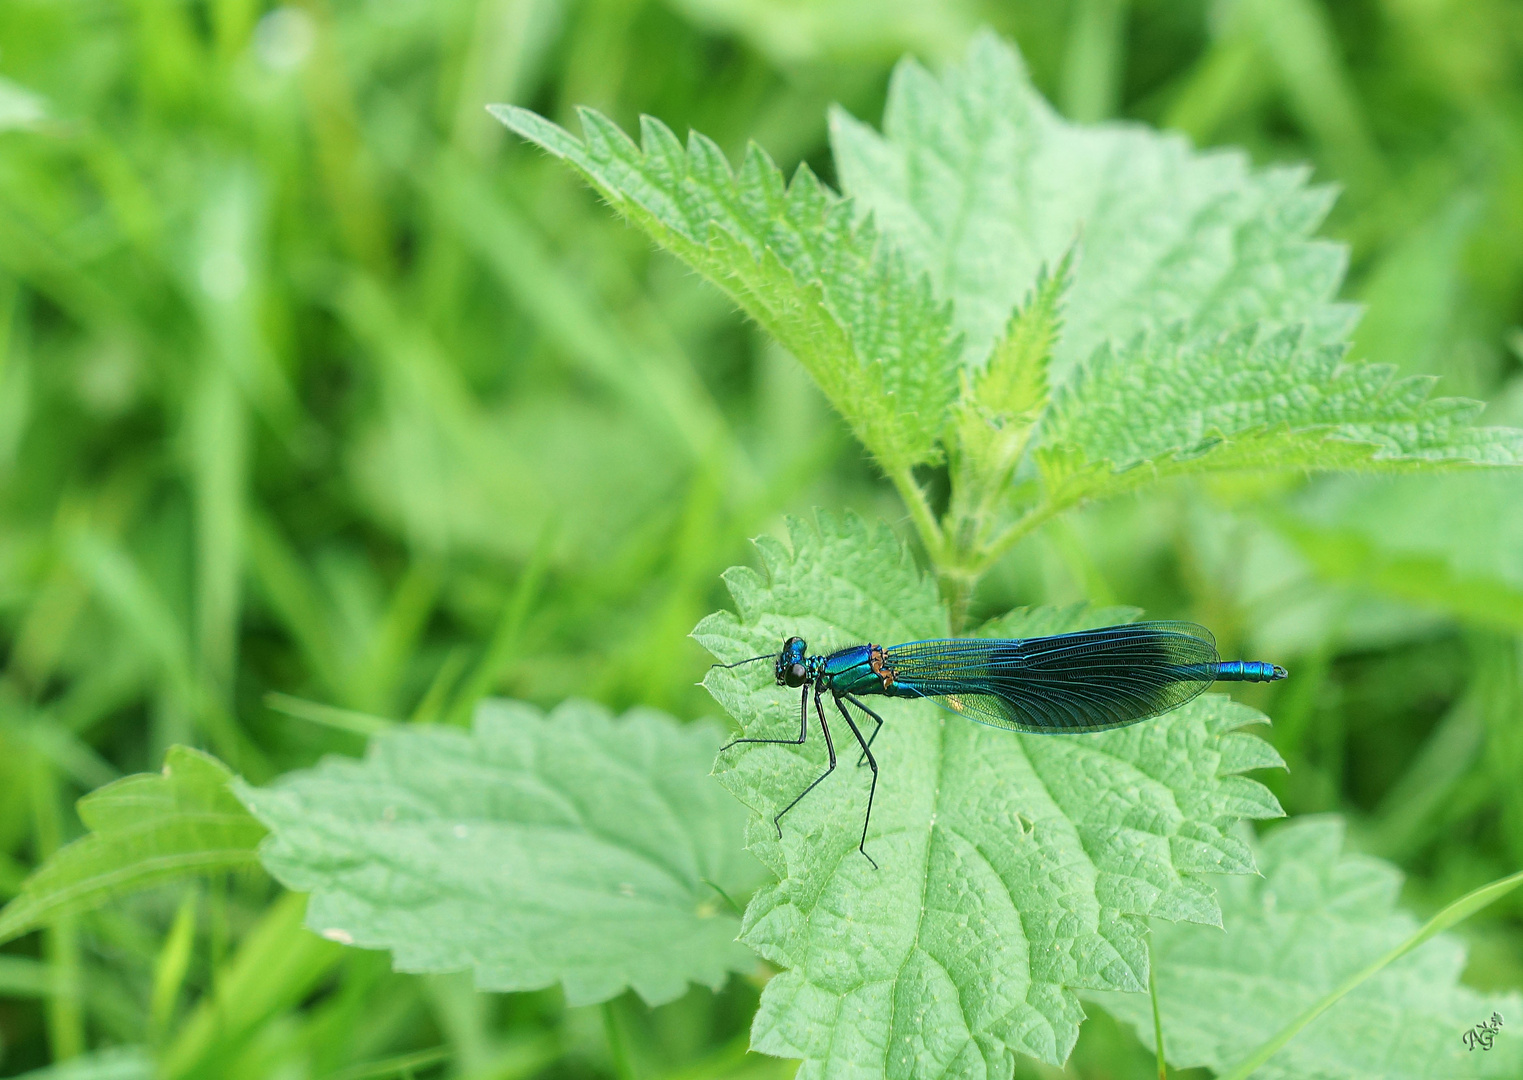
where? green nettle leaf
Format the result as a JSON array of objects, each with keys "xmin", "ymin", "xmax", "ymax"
[
  {"xmin": 234, "ymin": 700, "xmax": 766, "ymax": 1006},
  {"xmin": 501, "ymin": 31, "xmax": 1522, "ymax": 584},
  {"xmin": 1089, "ymin": 816, "xmax": 1523, "ymax": 1079},
  {"xmin": 693, "ymin": 513, "xmax": 1285, "ymax": 1074},
  {"xmin": 0, "ymin": 747, "xmax": 266, "ymax": 944},
  {"xmin": 489, "ymin": 103, "xmax": 959, "ymax": 475},
  {"xmin": 968, "ymin": 252, "xmax": 1065, "ymax": 427},
  {"xmin": 950, "ymin": 253, "xmax": 1067, "ymax": 538},
  {"xmin": 1037, "ymin": 325, "xmax": 1523, "ymax": 508},
  {"xmin": 829, "ymin": 31, "xmax": 1522, "ymax": 516},
  {"xmin": 830, "ymin": 29, "xmax": 1355, "ymax": 380}
]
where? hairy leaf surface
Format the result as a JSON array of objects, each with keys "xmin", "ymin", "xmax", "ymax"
[
  {"xmin": 829, "ymin": 32, "xmax": 1523, "ymax": 498},
  {"xmin": 694, "ymin": 513, "xmax": 1285, "ymax": 1075},
  {"xmin": 1038, "ymin": 325, "xmax": 1523, "ymax": 507},
  {"xmin": 1090, "ymin": 816, "xmax": 1523, "ymax": 1078},
  {"xmin": 0, "ymin": 747, "xmax": 266, "ymax": 944},
  {"xmin": 499, "ymin": 34, "xmax": 1523, "ymax": 505},
  {"xmin": 830, "ymin": 30, "xmax": 1354, "ymax": 377},
  {"xmin": 236, "ymin": 700, "xmax": 764, "ymax": 1006},
  {"xmin": 491, "ymin": 103, "xmax": 958, "ymax": 473}
]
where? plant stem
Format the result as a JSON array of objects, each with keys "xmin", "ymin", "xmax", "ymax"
[
  {"xmin": 1217, "ymin": 867, "xmax": 1523, "ymax": 1080},
  {"xmin": 968, "ymin": 499, "xmax": 1062, "ymax": 578},
  {"xmin": 939, "ymin": 569, "xmax": 977, "ymax": 634},
  {"xmin": 889, "ymin": 467, "xmax": 944, "ymax": 563},
  {"xmin": 603, "ymin": 999, "xmax": 638, "ymax": 1080},
  {"xmin": 29, "ymin": 756, "xmax": 83, "ymax": 1061},
  {"xmin": 1148, "ymin": 944, "xmax": 1168, "ymax": 1080}
]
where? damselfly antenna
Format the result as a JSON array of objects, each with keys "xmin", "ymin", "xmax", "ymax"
[{"xmin": 710, "ymin": 654, "xmax": 773, "ymax": 670}]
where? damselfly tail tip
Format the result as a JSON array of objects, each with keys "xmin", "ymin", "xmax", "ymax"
[{"xmin": 1272, "ymin": 664, "xmax": 1288, "ymax": 680}]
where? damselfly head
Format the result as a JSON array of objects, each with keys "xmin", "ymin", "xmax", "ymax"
[{"xmin": 776, "ymin": 636, "xmax": 809, "ymax": 688}]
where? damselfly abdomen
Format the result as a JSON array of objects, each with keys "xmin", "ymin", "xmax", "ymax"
[{"xmin": 717, "ymin": 621, "xmax": 1286, "ymax": 869}]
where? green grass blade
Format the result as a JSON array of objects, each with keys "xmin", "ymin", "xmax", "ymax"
[
  {"xmin": 149, "ymin": 891, "xmax": 197, "ymax": 1042},
  {"xmin": 1147, "ymin": 951, "xmax": 1167, "ymax": 1080},
  {"xmin": 0, "ymin": 955, "xmax": 69, "ymax": 998},
  {"xmin": 444, "ymin": 522, "xmax": 553, "ymax": 727},
  {"xmin": 160, "ymin": 890, "xmax": 344, "ymax": 1079},
  {"xmin": 1217, "ymin": 867, "xmax": 1523, "ymax": 1080},
  {"xmin": 1090, "ymin": 817, "xmax": 1523, "ymax": 1076},
  {"xmin": 432, "ymin": 154, "xmax": 735, "ymax": 467},
  {"xmin": 321, "ymin": 1045, "xmax": 450, "ymax": 1080},
  {"xmin": 264, "ymin": 693, "xmax": 394, "ymax": 739},
  {"xmin": 7, "ymin": 1046, "xmax": 153, "ymax": 1080}
]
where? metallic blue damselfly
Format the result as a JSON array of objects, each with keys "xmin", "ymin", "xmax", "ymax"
[{"xmin": 716, "ymin": 621, "xmax": 1285, "ymax": 868}]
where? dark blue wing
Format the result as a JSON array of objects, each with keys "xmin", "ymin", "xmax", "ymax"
[{"xmin": 882, "ymin": 621, "xmax": 1220, "ymax": 734}]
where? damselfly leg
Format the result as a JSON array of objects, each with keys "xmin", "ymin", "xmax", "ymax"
[
  {"xmin": 833, "ymin": 694, "xmax": 879, "ymax": 869},
  {"xmin": 769, "ymin": 688, "xmax": 836, "ymax": 839},
  {"xmin": 844, "ymin": 694, "xmax": 884, "ymax": 766},
  {"xmin": 719, "ymin": 681, "xmax": 809, "ymax": 753}
]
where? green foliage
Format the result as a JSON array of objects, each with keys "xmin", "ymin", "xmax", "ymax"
[
  {"xmin": 1090, "ymin": 816, "xmax": 1523, "ymax": 1078},
  {"xmin": 948, "ymin": 253, "xmax": 1067, "ymax": 549},
  {"xmin": 503, "ymin": 32, "xmax": 1523, "ymax": 601},
  {"xmin": 525, "ymin": 34, "xmax": 1523, "ymax": 1072},
  {"xmin": 695, "ymin": 513, "xmax": 1284, "ymax": 1073},
  {"xmin": 829, "ymin": 30, "xmax": 1353, "ymax": 374},
  {"xmin": 3, "ymin": 0, "xmax": 1523, "ymax": 1077},
  {"xmin": 491, "ymin": 103, "xmax": 960, "ymax": 475},
  {"xmin": 664, "ymin": 0, "xmax": 981, "ymax": 65},
  {"xmin": 1282, "ymin": 469, "xmax": 1523, "ymax": 631},
  {"xmin": 157, "ymin": 891, "xmax": 345, "ymax": 1079},
  {"xmin": 1038, "ymin": 325, "xmax": 1523, "ymax": 509},
  {"xmin": 236, "ymin": 699, "xmax": 765, "ymax": 1006},
  {"xmin": 9, "ymin": 1048, "xmax": 153, "ymax": 1080},
  {"xmin": 0, "ymin": 747, "xmax": 265, "ymax": 944}
]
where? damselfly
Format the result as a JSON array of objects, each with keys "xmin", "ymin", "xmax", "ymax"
[{"xmin": 716, "ymin": 621, "xmax": 1285, "ymax": 869}]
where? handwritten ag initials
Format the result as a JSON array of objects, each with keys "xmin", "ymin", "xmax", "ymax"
[{"xmin": 1463, "ymin": 1012, "xmax": 1504, "ymax": 1052}]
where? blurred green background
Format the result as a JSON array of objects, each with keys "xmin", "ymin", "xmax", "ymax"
[{"xmin": 0, "ymin": 0, "xmax": 1521, "ymax": 1076}]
